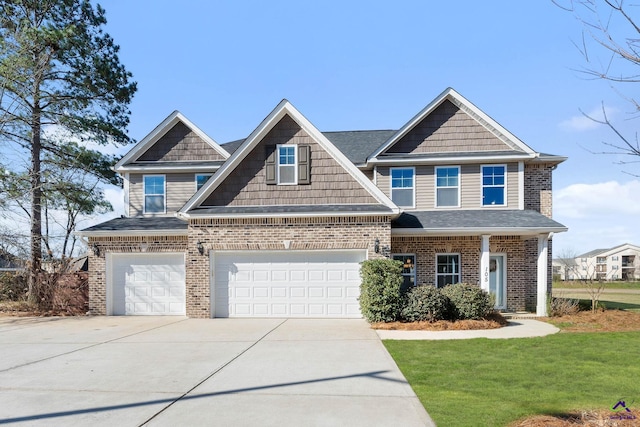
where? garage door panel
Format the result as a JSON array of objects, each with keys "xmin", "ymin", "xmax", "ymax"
[
  {"xmin": 213, "ymin": 250, "xmax": 365, "ymax": 318},
  {"xmin": 110, "ymin": 254, "xmax": 185, "ymax": 316}
]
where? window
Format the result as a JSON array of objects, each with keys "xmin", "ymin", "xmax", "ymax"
[
  {"xmin": 144, "ymin": 175, "xmax": 165, "ymax": 214},
  {"xmin": 278, "ymin": 145, "xmax": 297, "ymax": 184},
  {"xmin": 612, "ymin": 256, "xmax": 619, "ymax": 261},
  {"xmin": 436, "ymin": 254, "xmax": 460, "ymax": 287},
  {"xmin": 612, "ymin": 265, "xmax": 619, "ymax": 270},
  {"xmin": 596, "ymin": 257, "xmax": 607, "ymax": 264},
  {"xmin": 392, "ymin": 254, "xmax": 416, "ymax": 290},
  {"xmin": 390, "ymin": 168, "xmax": 414, "ymax": 207},
  {"xmin": 482, "ymin": 165, "xmax": 505, "ymax": 206},
  {"xmin": 195, "ymin": 174, "xmax": 212, "ymax": 191},
  {"xmin": 435, "ymin": 166, "xmax": 459, "ymax": 207}
]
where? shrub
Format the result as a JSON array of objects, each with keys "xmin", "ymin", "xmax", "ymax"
[
  {"xmin": 549, "ymin": 296, "xmax": 580, "ymax": 317},
  {"xmin": 401, "ymin": 285, "xmax": 451, "ymax": 322},
  {"xmin": 0, "ymin": 271, "xmax": 28, "ymax": 301},
  {"xmin": 440, "ymin": 283, "xmax": 493, "ymax": 320},
  {"xmin": 359, "ymin": 259, "xmax": 403, "ymax": 323}
]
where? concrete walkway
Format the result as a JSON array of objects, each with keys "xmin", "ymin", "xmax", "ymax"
[
  {"xmin": 376, "ymin": 319, "xmax": 560, "ymax": 340},
  {"xmin": 0, "ymin": 317, "xmax": 434, "ymax": 427}
]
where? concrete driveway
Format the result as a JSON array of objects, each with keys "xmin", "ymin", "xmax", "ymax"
[{"xmin": 0, "ymin": 317, "xmax": 433, "ymax": 426}]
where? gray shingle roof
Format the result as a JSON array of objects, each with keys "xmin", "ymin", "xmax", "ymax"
[
  {"xmin": 189, "ymin": 204, "xmax": 394, "ymax": 215},
  {"xmin": 221, "ymin": 130, "xmax": 395, "ymax": 165},
  {"xmin": 80, "ymin": 216, "xmax": 187, "ymax": 232},
  {"xmin": 576, "ymin": 248, "xmax": 608, "ymax": 258},
  {"xmin": 392, "ymin": 210, "xmax": 567, "ymax": 231}
]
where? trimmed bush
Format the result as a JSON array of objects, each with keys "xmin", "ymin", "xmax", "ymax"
[
  {"xmin": 359, "ymin": 259, "xmax": 403, "ymax": 323},
  {"xmin": 440, "ymin": 283, "xmax": 493, "ymax": 320},
  {"xmin": 401, "ymin": 285, "xmax": 451, "ymax": 322}
]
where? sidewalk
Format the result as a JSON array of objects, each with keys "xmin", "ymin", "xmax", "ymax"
[{"xmin": 376, "ymin": 319, "xmax": 559, "ymax": 340}]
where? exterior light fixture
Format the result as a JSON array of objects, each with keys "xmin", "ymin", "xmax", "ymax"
[
  {"xmin": 374, "ymin": 238, "xmax": 380, "ymax": 253},
  {"xmin": 91, "ymin": 243, "xmax": 100, "ymax": 257},
  {"xmin": 197, "ymin": 241, "xmax": 204, "ymax": 255}
]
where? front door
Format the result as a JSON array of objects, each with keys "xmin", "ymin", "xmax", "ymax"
[{"xmin": 489, "ymin": 255, "xmax": 506, "ymax": 310}]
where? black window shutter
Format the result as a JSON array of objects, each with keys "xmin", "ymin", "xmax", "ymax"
[
  {"xmin": 298, "ymin": 145, "xmax": 311, "ymax": 184},
  {"xmin": 265, "ymin": 145, "xmax": 276, "ymax": 185}
]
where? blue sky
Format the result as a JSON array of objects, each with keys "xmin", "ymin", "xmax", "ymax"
[{"xmin": 92, "ymin": 0, "xmax": 640, "ymax": 256}]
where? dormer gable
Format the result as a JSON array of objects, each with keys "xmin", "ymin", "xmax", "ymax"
[
  {"xmin": 180, "ymin": 100, "xmax": 398, "ymax": 217},
  {"xmin": 115, "ymin": 111, "xmax": 229, "ymax": 171},
  {"xmin": 370, "ymin": 88, "xmax": 536, "ymax": 160}
]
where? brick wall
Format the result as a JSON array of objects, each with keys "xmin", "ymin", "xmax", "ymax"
[
  {"xmin": 524, "ymin": 163, "xmax": 553, "ymax": 218},
  {"xmin": 87, "ymin": 235, "xmax": 188, "ymax": 315},
  {"xmin": 391, "ymin": 235, "xmax": 539, "ymax": 312},
  {"xmin": 187, "ymin": 216, "xmax": 391, "ymax": 318}
]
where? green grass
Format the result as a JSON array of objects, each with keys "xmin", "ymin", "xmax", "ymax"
[
  {"xmin": 385, "ymin": 332, "xmax": 640, "ymax": 427},
  {"xmin": 554, "ymin": 281, "xmax": 640, "ymax": 290},
  {"xmin": 552, "ymin": 290, "xmax": 640, "ymax": 312}
]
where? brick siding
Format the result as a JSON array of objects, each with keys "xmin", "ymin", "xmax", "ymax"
[
  {"xmin": 186, "ymin": 216, "xmax": 391, "ymax": 318},
  {"xmin": 524, "ymin": 163, "xmax": 553, "ymax": 218},
  {"xmin": 391, "ymin": 235, "xmax": 543, "ymax": 312},
  {"xmin": 87, "ymin": 235, "xmax": 188, "ymax": 315}
]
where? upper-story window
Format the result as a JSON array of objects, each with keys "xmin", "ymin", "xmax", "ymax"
[
  {"xmin": 390, "ymin": 167, "xmax": 415, "ymax": 208},
  {"xmin": 144, "ymin": 175, "xmax": 165, "ymax": 214},
  {"xmin": 482, "ymin": 165, "xmax": 506, "ymax": 206},
  {"xmin": 195, "ymin": 174, "xmax": 212, "ymax": 191},
  {"xmin": 435, "ymin": 166, "xmax": 459, "ymax": 207},
  {"xmin": 278, "ymin": 145, "xmax": 297, "ymax": 185}
]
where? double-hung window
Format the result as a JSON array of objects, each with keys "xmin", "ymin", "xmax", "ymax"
[
  {"xmin": 435, "ymin": 166, "xmax": 459, "ymax": 207},
  {"xmin": 195, "ymin": 174, "xmax": 212, "ymax": 191},
  {"xmin": 278, "ymin": 145, "xmax": 297, "ymax": 184},
  {"xmin": 392, "ymin": 254, "xmax": 416, "ymax": 290},
  {"xmin": 436, "ymin": 254, "xmax": 460, "ymax": 288},
  {"xmin": 144, "ymin": 175, "xmax": 165, "ymax": 214},
  {"xmin": 390, "ymin": 168, "xmax": 415, "ymax": 208},
  {"xmin": 482, "ymin": 165, "xmax": 505, "ymax": 206}
]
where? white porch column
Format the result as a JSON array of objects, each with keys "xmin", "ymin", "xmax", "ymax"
[
  {"xmin": 480, "ymin": 235, "xmax": 490, "ymax": 293},
  {"xmin": 536, "ymin": 234, "xmax": 549, "ymax": 316}
]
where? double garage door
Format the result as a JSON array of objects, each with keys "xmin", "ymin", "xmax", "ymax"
[
  {"xmin": 109, "ymin": 250, "xmax": 365, "ymax": 318},
  {"xmin": 213, "ymin": 250, "xmax": 366, "ymax": 318}
]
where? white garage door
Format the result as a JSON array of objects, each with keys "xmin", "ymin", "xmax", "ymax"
[
  {"xmin": 213, "ymin": 250, "xmax": 366, "ymax": 318},
  {"xmin": 110, "ymin": 253, "xmax": 186, "ymax": 315}
]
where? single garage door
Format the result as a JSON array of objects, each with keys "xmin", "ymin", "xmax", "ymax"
[
  {"xmin": 110, "ymin": 253, "xmax": 186, "ymax": 315},
  {"xmin": 213, "ymin": 250, "xmax": 366, "ymax": 318}
]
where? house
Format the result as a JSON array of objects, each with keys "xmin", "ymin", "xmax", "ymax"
[
  {"xmin": 0, "ymin": 249, "xmax": 25, "ymax": 272},
  {"xmin": 77, "ymin": 88, "xmax": 567, "ymax": 318},
  {"xmin": 554, "ymin": 243, "xmax": 639, "ymax": 281}
]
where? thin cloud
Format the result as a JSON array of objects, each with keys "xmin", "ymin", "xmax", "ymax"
[
  {"xmin": 558, "ymin": 105, "xmax": 618, "ymax": 132},
  {"xmin": 553, "ymin": 180, "xmax": 640, "ymax": 253}
]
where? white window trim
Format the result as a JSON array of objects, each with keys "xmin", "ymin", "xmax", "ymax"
[
  {"xmin": 392, "ymin": 253, "xmax": 417, "ymax": 286},
  {"xmin": 143, "ymin": 174, "xmax": 166, "ymax": 214},
  {"xmin": 390, "ymin": 167, "xmax": 416, "ymax": 209},
  {"xmin": 435, "ymin": 253, "xmax": 461, "ymax": 287},
  {"xmin": 195, "ymin": 173, "xmax": 212, "ymax": 192},
  {"xmin": 481, "ymin": 164, "xmax": 507, "ymax": 207},
  {"xmin": 123, "ymin": 172, "xmax": 130, "ymax": 217},
  {"xmin": 277, "ymin": 144, "xmax": 298, "ymax": 185},
  {"xmin": 434, "ymin": 166, "xmax": 460, "ymax": 208}
]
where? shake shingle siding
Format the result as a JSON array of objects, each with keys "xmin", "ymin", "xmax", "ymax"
[
  {"xmin": 386, "ymin": 100, "xmax": 512, "ymax": 154},
  {"xmin": 202, "ymin": 115, "xmax": 378, "ymax": 207},
  {"xmin": 138, "ymin": 122, "xmax": 226, "ymax": 162}
]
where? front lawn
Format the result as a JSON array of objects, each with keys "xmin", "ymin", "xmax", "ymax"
[
  {"xmin": 553, "ymin": 280, "xmax": 640, "ymax": 290},
  {"xmin": 385, "ymin": 332, "xmax": 640, "ymax": 426}
]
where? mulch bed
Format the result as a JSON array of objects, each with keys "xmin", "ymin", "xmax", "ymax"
[
  {"xmin": 544, "ymin": 310, "xmax": 640, "ymax": 333},
  {"xmin": 371, "ymin": 312, "xmax": 508, "ymax": 331},
  {"xmin": 511, "ymin": 409, "xmax": 639, "ymax": 426}
]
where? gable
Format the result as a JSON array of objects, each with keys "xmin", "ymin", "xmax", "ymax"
[
  {"xmin": 201, "ymin": 114, "xmax": 378, "ymax": 207},
  {"xmin": 385, "ymin": 100, "xmax": 514, "ymax": 154},
  {"xmin": 137, "ymin": 122, "xmax": 227, "ymax": 162}
]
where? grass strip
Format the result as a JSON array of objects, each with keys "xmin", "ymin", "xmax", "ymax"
[{"xmin": 384, "ymin": 332, "xmax": 640, "ymax": 426}]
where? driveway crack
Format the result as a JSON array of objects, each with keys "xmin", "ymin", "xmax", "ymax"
[{"xmin": 138, "ymin": 318, "xmax": 288, "ymax": 426}]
